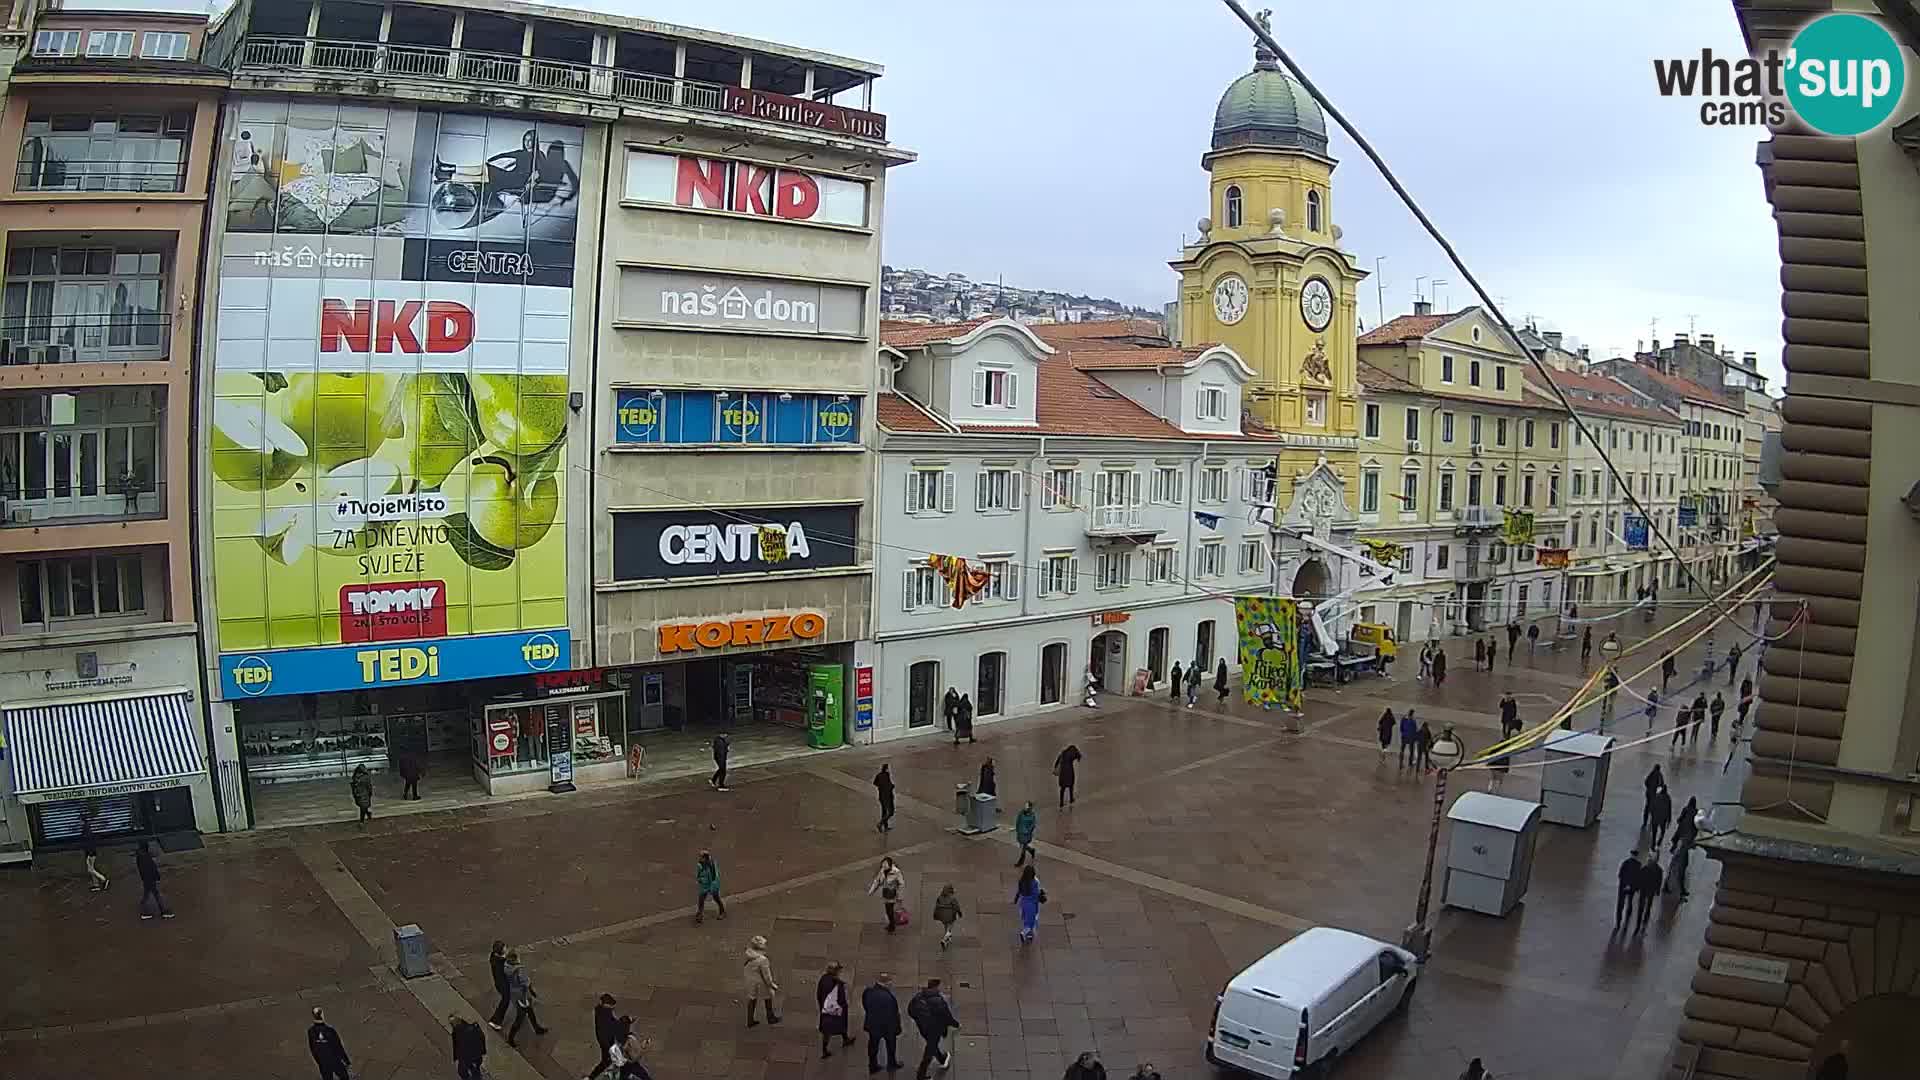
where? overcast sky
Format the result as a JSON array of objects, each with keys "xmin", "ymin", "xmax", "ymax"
[{"xmin": 579, "ymin": 0, "xmax": 1782, "ymax": 381}]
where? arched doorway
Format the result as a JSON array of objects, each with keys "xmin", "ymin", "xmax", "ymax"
[
  {"xmin": 1039, "ymin": 642, "xmax": 1068, "ymax": 705},
  {"xmin": 1807, "ymin": 993, "xmax": 1920, "ymax": 1079},
  {"xmin": 1290, "ymin": 558, "xmax": 1331, "ymax": 600},
  {"xmin": 906, "ymin": 661, "xmax": 939, "ymax": 729},
  {"xmin": 1089, "ymin": 629, "xmax": 1127, "ymax": 694}
]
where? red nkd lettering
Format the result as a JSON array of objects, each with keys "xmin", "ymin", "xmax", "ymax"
[
  {"xmin": 675, "ymin": 156, "xmax": 729, "ymax": 211},
  {"xmin": 732, "ymin": 164, "xmax": 775, "ymax": 216},
  {"xmin": 319, "ymin": 299, "xmax": 474, "ymax": 354},
  {"xmin": 774, "ymin": 171, "xmax": 820, "ymax": 220}
]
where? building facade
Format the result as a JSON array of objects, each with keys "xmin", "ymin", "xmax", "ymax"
[
  {"xmin": 0, "ymin": 3, "xmax": 224, "ymax": 861},
  {"xmin": 866, "ymin": 318, "xmax": 1278, "ymax": 737},
  {"xmin": 192, "ymin": 0, "xmax": 902, "ymax": 821},
  {"xmin": 1352, "ymin": 306, "xmax": 1569, "ymax": 639},
  {"xmin": 1671, "ymin": 4, "xmax": 1920, "ymax": 1079}
]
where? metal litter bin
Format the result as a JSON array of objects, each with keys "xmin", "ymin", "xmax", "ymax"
[
  {"xmin": 968, "ymin": 792, "xmax": 998, "ymax": 832},
  {"xmin": 394, "ymin": 923, "xmax": 431, "ymax": 979},
  {"xmin": 953, "ymin": 782, "xmax": 971, "ymax": 816}
]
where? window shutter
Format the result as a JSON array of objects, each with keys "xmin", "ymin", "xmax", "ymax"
[
  {"xmin": 1006, "ymin": 372, "xmax": 1019, "ymax": 408},
  {"xmin": 1006, "ymin": 563, "xmax": 1020, "ymax": 600},
  {"xmin": 971, "ymin": 369, "xmax": 987, "ymax": 407},
  {"xmin": 940, "ymin": 470, "xmax": 956, "ymax": 513},
  {"xmin": 1068, "ymin": 557, "xmax": 1080, "ymax": 594},
  {"xmin": 1121, "ymin": 554, "xmax": 1132, "ymax": 586},
  {"xmin": 1010, "ymin": 471, "xmax": 1023, "ymax": 510},
  {"xmin": 976, "ymin": 470, "xmax": 989, "ymax": 511},
  {"xmin": 905, "ymin": 471, "xmax": 922, "ymax": 514},
  {"xmin": 1129, "ymin": 471, "xmax": 1143, "ymax": 507},
  {"xmin": 902, "ymin": 568, "xmax": 918, "ymax": 612}
]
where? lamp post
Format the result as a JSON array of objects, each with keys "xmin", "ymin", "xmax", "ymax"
[{"xmin": 1403, "ymin": 727, "xmax": 1465, "ymax": 958}]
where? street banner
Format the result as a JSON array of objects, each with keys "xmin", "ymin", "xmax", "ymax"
[
  {"xmin": 1624, "ymin": 515, "xmax": 1650, "ymax": 550},
  {"xmin": 1235, "ymin": 596, "xmax": 1303, "ymax": 712},
  {"xmin": 1502, "ymin": 508, "xmax": 1535, "ymax": 545},
  {"xmin": 1537, "ymin": 547, "xmax": 1571, "ymax": 569}
]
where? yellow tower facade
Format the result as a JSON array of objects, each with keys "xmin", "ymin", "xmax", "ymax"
[{"xmin": 1171, "ymin": 19, "xmax": 1367, "ymax": 499}]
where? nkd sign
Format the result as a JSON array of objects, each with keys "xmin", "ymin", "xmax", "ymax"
[
  {"xmin": 625, "ymin": 150, "xmax": 869, "ymax": 228},
  {"xmin": 617, "ymin": 267, "xmax": 866, "ymax": 338}
]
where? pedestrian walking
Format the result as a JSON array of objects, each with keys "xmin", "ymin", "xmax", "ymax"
[
  {"xmin": 932, "ymin": 884, "xmax": 963, "ymax": 950},
  {"xmin": 1660, "ymin": 653, "xmax": 1676, "ymax": 692},
  {"xmin": 1377, "ymin": 708, "xmax": 1395, "ymax": 757},
  {"xmin": 1581, "ymin": 626, "xmax": 1593, "ymax": 666},
  {"xmin": 1185, "ymin": 662, "xmax": 1201, "ymax": 707},
  {"xmin": 1473, "ymin": 638, "xmax": 1486, "ymax": 670},
  {"xmin": 1613, "ymin": 849, "xmax": 1641, "ymax": 930},
  {"xmin": 1416, "ymin": 721, "xmax": 1434, "ymax": 771},
  {"xmin": 874, "ymin": 764, "xmax": 896, "ymax": 832},
  {"xmin": 398, "ymin": 751, "xmax": 423, "ymax": 800},
  {"xmin": 710, "ymin": 731, "xmax": 731, "ymax": 791},
  {"xmin": 1014, "ymin": 865, "xmax": 1045, "ymax": 944},
  {"xmin": 1527, "ymin": 622, "xmax": 1540, "ymax": 656},
  {"xmin": 1461, "ymin": 1058, "xmax": 1493, "ymax": 1080},
  {"xmin": 611, "ymin": 1029, "xmax": 652, "ymax": 1080},
  {"xmin": 1168, "ymin": 662, "xmax": 1183, "ymax": 704},
  {"xmin": 1736, "ymin": 678, "xmax": 1754, "ymax": 733},
  {"xmin": 694, "ymin": 850, "xmax": 726, "ymax": 923},
  {"xmin": 1644, "ymin": 687, "xmax": 1661, "ymax": 732},
  {"xmin": 487, "ymin": 940, "xmax": 512, "ymax": 1028},
  {"xmin": 1498, "ymin": 693, "xmax": 1519, "ymax": 740},
  {"xmin": 1667, "ymin": 840, "xmax": 1693, "ymax": 901},
  {"xmin": 817, "ymin": 962, "xmax": 854, "ymax": 1058},
  {"xmin": 1431, "ymin": 648, "xmax": 1447, "ymax": 687},
  {"xmin": 868, "ymin": 856, "xmax": 906, "ymax": 933},
  {"xmin": 942, "ymin": 687, "xmax": 960, "ymax": 733},
  {"xmin": 80, "ymin": 816, "xmax": 109, "ymax": 892},
  {"xmin": 1417, "ymin": 642, "xmax": 1433, "ymax": 684},
  {"xmin": 742, "ymin": 935, "xmax": 781, "ymax": 1027},
  {"xmin": 1053, "ymin": 744, "xmax": 1082, "ymax": 807},
  {"xmin": 307, "ymin": 1006, "xmax": 352, "ymax": 1080},
  {"xmin": 1708, "ymin": 693, "xmax": 1726, "ymax": 742},
  {"xmin": 505, "ymin": 950, "xmax": 548, "ymax": 1047},
  {"xmin": 908, "ymin": 978, "xmax": 959, "ymax": 1079},
  {"xmin": 863, "ymin": 973, "xmax": 904, "ymax": 1073},
  {"xmin": 1014, "ymin": 800, "xmax": 1038, "ymax": 866},
  {"xmin": 450, "ymin": 1014, "xmax": 487, "ymax": 1080},
  {"xmin": 1601, "ymin": 667, "xmax": 1620, "ymax": 725},
  {"xmin": 1634, "ymin": 856, "xmax": 1664, "ymax": 933},
  {"xmin": 1506, "ymin": 619, "xmax": 1521, "ymax": 661},
  {"xmin": 1488, "ymin": 749, "xmax": 1510, "ymax": 792},
  {"xmin": 1703, "ymin": 633, "xmax": 1718, "ymax": 678},
  {"xmin": 1065, "ymin": 1050, "xmax": 1110, "ymax": 1080},
  {"xmin": 589, "ymin": 993, "xmax": 624, "ymax": 1080},
  {"xmin": 134, "ymin": 840, "xmax": 172, "ymax": 919},
  {"xmin": 350, "ymin": 763, "xmax": 373, "ymax": 823},
  {"xmin": 1127, "ymin": 1063, "xmax": 1163, "ymax": 1080},
  {"xmin": 1486, "ymin": 636, "xmax": 1498, "ymax": 671},
  {"xmin": 1727, "ymin": 642, "xmax": 1743, "ymax": 685},
  {"xmin": 1214, "ymin": 658, "xmax": 1230, "ymax": 702},
  {"xmin": 954, "ymin": 693, "xmax": 975, "ymax": 744},
  {"xmin": 1648, "ymin": 786, "xmax": 1673, "ymax": 851},
  {"xmin": 978, "ymin": 756, "xmax": 997, "ymax": 799},
  {"xmin": 1398, "ymin": 710, "xmax": 1419, "ymax": 768},
  {"xmin": 1671, "ymin": 796, "xmax": 1699, "ymax": 853}
]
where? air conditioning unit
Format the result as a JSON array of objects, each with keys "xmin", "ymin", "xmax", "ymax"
[
  {"xmin": 1469, "ymin": 442, "xmax": 1484, "ymax": 456},
  {"xmin": 8, "ymin": 506, "xmax": 32, "ymax": 524},
  {"xmin": 1406, "ymin": 439, "xmax": 1422, "ymax": 453}
]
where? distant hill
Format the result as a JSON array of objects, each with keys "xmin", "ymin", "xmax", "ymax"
[{"xmin": 881, "ymin": 264, "xmax": 1160, "ymax": 325}]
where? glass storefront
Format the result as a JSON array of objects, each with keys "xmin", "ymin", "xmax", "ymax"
[{"xmin": 476, "ymin": 691, "xmax": 626, "ymax": 780}]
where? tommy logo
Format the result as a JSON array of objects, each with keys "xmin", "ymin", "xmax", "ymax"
[
  {"xmin": 320, "ymin": 299, "xmax": 475, "ymax": 354},
  {"xmin": 339, "ymin": 581, "xmax": 449, "ymax": 643}
]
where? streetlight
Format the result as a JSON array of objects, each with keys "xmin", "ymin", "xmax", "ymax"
[{"xmin": 1403, "ymin": 725, "xmax": 1466, "ymax": 958}]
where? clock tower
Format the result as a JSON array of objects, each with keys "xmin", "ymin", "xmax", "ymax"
[{"xmin": 1171, "ymin": 9, "xmax": 1367, "ymax": 493}]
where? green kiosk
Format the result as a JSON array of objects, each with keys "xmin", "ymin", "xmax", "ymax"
[{"xmin": 807, "ymin": 664, "xmax": 844, "ymax": 748}]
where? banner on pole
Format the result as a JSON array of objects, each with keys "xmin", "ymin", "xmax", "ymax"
[{"xmin": 1235, "ymin": 595, "xmax": 1304, "ymax": 712}]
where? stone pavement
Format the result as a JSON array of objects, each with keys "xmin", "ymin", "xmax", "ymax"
[{"xmin": 0, "ymin": 600, "xmax": 1765, "ymax": 1080}]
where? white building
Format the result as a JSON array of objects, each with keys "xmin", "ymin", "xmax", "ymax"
[{"xmin": 865, "ymin": 318, "xmax": 1287, "ymax": 738}]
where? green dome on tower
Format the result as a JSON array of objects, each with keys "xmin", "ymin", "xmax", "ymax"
[{"xmin": 1211, "ymin": 18, "xmax": 1328, "ymax": 155}]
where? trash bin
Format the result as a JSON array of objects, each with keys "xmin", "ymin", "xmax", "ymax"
[
  {"xmin": 953, "ymin": 782, "xmax": 971, "ymax": 816},
  {"xmin": 394, "ymin": 923, "xmax": 431, "ymax": 979},
  {"xmin": 968, "ymin": 791, "xmax": 998, "ymax": 833}
]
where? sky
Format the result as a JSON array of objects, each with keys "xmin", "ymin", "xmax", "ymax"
[{"xmin": 571, "ymin": 0, "xmax": 1784, "ymax": 383}]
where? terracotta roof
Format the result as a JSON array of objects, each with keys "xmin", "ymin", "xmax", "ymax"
[
  {"xmin": 874, "ymin": 391, "xmax": 948, "ymax": 433},
  {"xmin": 1356, "ymin": 360, "xmax": 1418, "ymax": 393},
  {"xmin": 1627, "ymin": 363, "xmax": 1739, "ymax": 408},
  {"xmin": 1065, "ymin": 345, "xmax": 1211, "ymax": 371},
  {"xmin": 1356, "ymin": 311, "xmax": 1462, "ymax": 346},
  {"xmin": 1027, "ymin": 318, "xmax": 1166, "ymax": 344},
  {"xmin": 879, "ymin": 318, "xmax": 994, "ymax": 347},
  {"xmin": 1525, "ymin": 369, "xmax": 1679, "ymax": 425}
]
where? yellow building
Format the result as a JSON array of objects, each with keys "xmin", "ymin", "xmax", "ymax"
[
  {"xmin": 1353, "ymin": 306, "xmax": 1571, "ymax": 637},
  {"xmin": 1170, "ymin": 17, "xmax": 1368, "ymax": 504}
]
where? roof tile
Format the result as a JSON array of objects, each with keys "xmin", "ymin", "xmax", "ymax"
[
  {"xmin": 1027, "ymin": 318, "xmax": 1166, "ymax": 345},
  {"xmin": 879, "ymin": 317, "xmax": 995, "ymax": 347},
  {"xmin": 874, "ymin": 391, "xmax": 948, "ymax": 433},
  {"xmin": 1356, "ymin": 310, "xmax": 1462, "ymax": 346}
]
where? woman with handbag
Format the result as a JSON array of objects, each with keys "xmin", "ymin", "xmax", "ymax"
[
  {"xmin": 1014, "ymin": 865, "xmax": 1045, "ymax": 945},
  {"xmin": 816, "ymin": 962, "xmax": 854, "ymax": 1058},
  {"xmin": 868, "ymin": 856, "xmax": 906, "ymax": 933}
]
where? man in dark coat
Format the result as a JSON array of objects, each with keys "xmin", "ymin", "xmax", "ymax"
[
  {"xmin": 487, "ymin": 940, "xmax": 512, "ymax": 1028},
  {"xmin": 907, "ymin": 978, "xmax": 959, "ymax": 1080},
  {"xmin": 308, "ymin": 1006, "xmax": 351, "ymax": 1080},
  {"xmin": 1498, "ymin": 693, "xmax": 1520, "ymax": 740},
  {"xmin": 874, "ymin": 764, "xmax": 896, "ymax": 832},
  {"xmin": 1506, "ymin": 619, "xmax": 1521, "ymax": 661},
  {"xmin": 591, "ymin": 993, "xmax": 623, "ymax": 1080},
  {"xmin": 1633, "ymin": 857, "xmax": 1665, "ymax": 933},
  {"xmin": 1053, "ymin": 745, "xmax": 1082, "ymax": 807},
  {"xmin": 942, "ymin": 688, "xmax": 960, "ymax": 732},
  {"xmin": 1613, "ymin": 849, "xmax": 1641, "ymax": 930},
  {"xmin": 710, "ymin": 732, "xmax": 731, "ymax": 791},
  {"xmin": 862, "ymin": 973, "xmax": 904, "ymax": 1073},
  {"xmin": 954, "ymin": 694, "xmax": 975, "ymax": 745},
  {"xmin": 450, "ymin": 1015, "xmax": 487, "ymax": 1080},
  {"xmin": 1648, "ymin": 786, "xmax": 1673, "ymax": 851},
  {"xmin": 397, "ymin": 751, "xmax": 423, "ymax": 800},
  {"xmin": 134, "ymin": 840, "xmax": 172, "ymax": 919},
  {"xmin": 978, "ymin": 757, "xmax": 997, "ymax": 798},
  {"xmin": 1431, "ymin": 647, "xmax": 1446, "ymax": 686},
  {"xmin": 1660, "ymin": 653, "xmax": 1676, "ymax": 691}
]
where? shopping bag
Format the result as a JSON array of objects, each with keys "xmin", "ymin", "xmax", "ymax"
[{"xmin": 895, "ymin": 909, "xmax": 910, "ymax": 927}]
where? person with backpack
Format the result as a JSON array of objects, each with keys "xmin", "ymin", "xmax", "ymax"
[
  {"xmin": 449, "ymin": 1014, "xmax": 487, "ymax": 1080},
  {"xmin": 694, "ymin": 850, "xmax": 725, "ymax": 924},
  {"xmin": 307, "ymin": 1006, "xmax": 351, "ymax": 1080},
  {"xmin": 1185, "ymin": 662, "xmax": 1202, "ymax": 707},
  {"xmin": 907, "ymin": 978, "xmax": 959, "ymax": 1079},
  {"xmin": 868, "ymin": 856, "xmax": 906, "ymax": 933},
  {"xmin": 1014, "ymin": 865, "xmax": 1045, "ymax": 944},
  {"xmin": 816, "ymin": 961, "xmax": 853, "ymax": 1059},
  {"xmin": 932, "ymin": 884, "xmax": 963, "ymax": 950}
]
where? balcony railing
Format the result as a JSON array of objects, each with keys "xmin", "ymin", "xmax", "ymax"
[
  {"xmin": 236, "ymin": 36, "xmax": 888, "ymax": 142},
  {"xmin": 14, "ymin": 159, "xmax": 187, "ymax": 194},
  {"xmin": 1, "ymin": 314, "xmax": 171, "ymax": 365},
  {"xmin": 1088, "ymin": 505, "xmax": 1143, "ymax": 533},
  {"xmin": 1, "ymin": 480, "xmax": 166, "ymax": 527}
]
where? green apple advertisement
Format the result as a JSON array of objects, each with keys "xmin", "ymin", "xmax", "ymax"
[{"xmin": 210, "ymin": 100, "xmax": 579, "ymax": 687}]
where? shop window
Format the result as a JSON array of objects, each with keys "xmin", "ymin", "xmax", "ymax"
[
  {"xmin": 1040, "ymin": 643, "xmax": 1067, "ymax": 705},
  {"xmin": 907, "ymin": 660, "xmax": 939, "ymax": 728}
]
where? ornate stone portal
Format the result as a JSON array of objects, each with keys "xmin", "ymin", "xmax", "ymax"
[{"xmin": 1268, "ymin": 456, "xmax": 1366, "ymax": 642}]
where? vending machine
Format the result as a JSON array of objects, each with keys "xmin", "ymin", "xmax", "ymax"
[{"xmin": 806, "ymin": 664, "xmax": 844, "ymax": 748}]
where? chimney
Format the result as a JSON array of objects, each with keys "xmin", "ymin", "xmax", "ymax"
[
  {"xmin": 1543, "ymin": 330, "xmax": 1563, "ymax": 349},
  {"xmin": 1699, "ymin": 333, "xmax": 1715, "ymax": 353},
  {"xmin": 1742, "ymin": 350, "xmax": 1757, "ymax": 366},
  {"xmin": 1578, "ymin": 345, "xmax": 1591, "ymax": 362},
  {"xmin": 1675, "ymin": 332, "xmax": 1689, "ymax": 347},
  {"xmin": 1412, "ymin": 299, "xmax": 1432, "ymax": 316}
]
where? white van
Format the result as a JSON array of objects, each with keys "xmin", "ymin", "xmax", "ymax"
[{"xmin": 1206, "ymin": 927, "xmax": 1419, "ymax": 1077}]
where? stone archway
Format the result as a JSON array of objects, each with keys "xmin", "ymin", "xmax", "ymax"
[
  {"xmin": 1291, "ymin": 557, "xmax": 1331, "ymax": 601},
  {"xmin": 1806, "ymin": 994, "xmax": 1920, "ymax": 1079}
]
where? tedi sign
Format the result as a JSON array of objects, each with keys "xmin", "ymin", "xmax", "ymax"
[{"xmin": 1653, "ymin": 13, "xmax": 1906, "ymax": 134}]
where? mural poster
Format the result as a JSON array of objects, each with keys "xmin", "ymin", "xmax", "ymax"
[{"xmin": 1235, "ymin": 596, "xmax": 1304, "ymax": 712}]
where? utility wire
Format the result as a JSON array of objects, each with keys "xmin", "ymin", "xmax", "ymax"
[{"xmin": 1220, "ymin": 0, "xmax": 1753, "ymax": 637}]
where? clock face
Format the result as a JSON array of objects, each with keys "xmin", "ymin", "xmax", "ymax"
[
  {"xmin": 1212, "ymin": 274, "xmax": 1249, "ymax": 325},
  {"xmin": 1300, "ymin": 276, "xmax": 1334, "ymax": 332}
]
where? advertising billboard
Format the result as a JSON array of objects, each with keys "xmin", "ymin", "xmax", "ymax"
[
  {"xmin": 612, "ymin": 504, "xmax": 861, "ymax": 581},
  {"xmin": 623, "ymin": 150, "xmax": 869, "ymax": 228},
  {"xmin": 210, "ymin": 99, "xmax": 581, "ymax": 697},
  {"xmin": 616, "ymin": 268, "xmax": 866, "ymax": 337},
  {"xmin": 612, "ymin": 389, "xmax": 859, "ymax": 447},
  {"xmin": 1235, "ymin": 596, "xmax": 1303, "ymax": 712}
]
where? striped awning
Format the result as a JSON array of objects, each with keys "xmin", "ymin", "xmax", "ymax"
[{"xmin": 3, "ymin": 691, "xmax": 202, "ymax": 804}]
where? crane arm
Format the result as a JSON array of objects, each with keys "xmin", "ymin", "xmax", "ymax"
[{"xmin": 1271, "ymin": 528, "xmax": 1398, "ymax": 655}]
